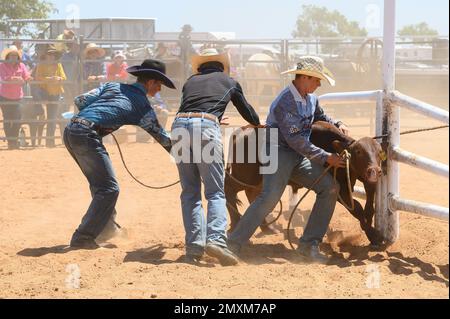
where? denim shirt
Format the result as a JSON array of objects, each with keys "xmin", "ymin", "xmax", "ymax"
[
  {"xmin": 266, "ymin": 82, "xmax": 340, "ymax": 165},
  {"xmin": 74, "ymin": 82, "xmax": 171, "ymax": 152}
]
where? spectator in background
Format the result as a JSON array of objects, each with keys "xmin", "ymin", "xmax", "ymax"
[
  {"xmin": 83, "ymin": 43, "xmax": 106, "ymax": 91},
  {"xmin": 106, "ymin": 51, "xmax": 129, "ymax": 82},
  {"xmin": 155, "ymin": 42, "xmax": 172, "ymax": 60},
  {"xmin": 0, "ymin": 46, "xmax": 31, "ymax": 149},
  {"xmin": 178, "ymin": 24, "xmax": 195, "ymax": 59},
  {"xmin": 34, "ymin": 47, "xmax": 66, "ymax": 148},
  {"xmin": 178, "ymin": 24, "xmax": 196, "ymax": 77},
  {"xmin": 60, "ymin": 41, "xmax": 81, "ymax": 142},
  {"xmin": 61, "ymin": 41, "xmax": 80, "ymax": 83},
  {"xmin": 12, "ymin": 40, "xmax": 33, "ymax": 70},
  {"xmin": 54, "ymin": 29, "xmax": 76, "ymax": 53},
  {"xmin": 26, "ymin": 44, "xmax": 49, "ymax": 147}
]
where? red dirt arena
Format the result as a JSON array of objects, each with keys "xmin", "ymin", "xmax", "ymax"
[{"xmin": 0, "ymin": 110, "xmax": 448, "ymax": 298}]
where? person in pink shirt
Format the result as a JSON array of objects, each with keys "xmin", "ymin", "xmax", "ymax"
[
  {"xmin": 0, "ymin": 46, "xmax": 31, "ymax": 149},
  {"xmin": 106, "ymin": 51, "xmax": 129, "ymax": 82}
]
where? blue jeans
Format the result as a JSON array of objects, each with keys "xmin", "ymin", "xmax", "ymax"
[
  {"xmin": 171, "ymin": 116, "xmax": 227, "ymax": 256},
  {"xmin": 228, "ymin": 145, "xmax": 339, "ymax": 249},
  {"xmin": 64, "ymin": 122, "xmax": 120, "ymax": 239}
]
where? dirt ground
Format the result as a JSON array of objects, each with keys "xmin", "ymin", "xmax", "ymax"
[{"xmin": 0, "ymin": 112, "xmax": 448, "ymax": 299}]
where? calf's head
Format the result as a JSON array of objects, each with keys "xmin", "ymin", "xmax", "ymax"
[{"xmin": 332, "ymin": 137, "xmax": 384, "ymax": 185}]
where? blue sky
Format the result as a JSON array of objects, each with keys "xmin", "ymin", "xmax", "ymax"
[{"xmin": 49, "ymin": 0, "xmax": 449, "ymax": 38}]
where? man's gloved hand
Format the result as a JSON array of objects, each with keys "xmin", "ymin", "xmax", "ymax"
[{"xmin": 326, "ymin": 153, "xmax": 346, "ymax": 168}]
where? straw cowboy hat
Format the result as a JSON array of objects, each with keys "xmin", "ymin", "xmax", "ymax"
[
  {"xmin": 127, "ymin": 59, "xmax": 176, "ymax": 89},
  {"xmin": 1, "ymin": 45, "xmax": 22, "ymax": 61},
  {"xmin": 282, "ymin": 56, "xmax": 336, "ymax": 86},
  {"xmin": 191, "ymin": 48, "xmax": 230, "ymax": 75},
  {"xmin": 83, "ymin": 43, "xmax": 106, "ymax": 57}
]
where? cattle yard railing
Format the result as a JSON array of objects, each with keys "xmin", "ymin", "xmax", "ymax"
[
  {"xmin": 313, "ymin": 87, "xmax": 449, "ymax": 244},
  {"xmin": 299, "ymin": 0, "xmax": 449, "ymax": 246},
  {"xmin": 1, "ymin": 23, "xmax": 448, "ymax": 148},
  {"xmin": 380, "ymin": 90, "xmax": 449, "ymax": 236}
]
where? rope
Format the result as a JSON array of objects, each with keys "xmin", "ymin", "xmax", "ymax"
[
  {"xmin": 373, "ymin": 125, "xmax": 449, "ymax": 139},
  {"xmin": 111, "ymin": 134, "xmax": 284, "ymax": 227},
  {"xmin": 334, "ymin": 150, "xmax": 355, "ymax": 212},
  {"xmin": 111, "ymin": 132, "xmax": 284, "ymax": 226},
  {"xmin": 399, "ymin": 125, "xmax": 449, "ymax": 136},
  {"xmin": 111, "ymin": 133, "xmax": 180, "ymax": 190}
]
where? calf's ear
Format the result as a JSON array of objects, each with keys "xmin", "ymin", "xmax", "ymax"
[{"xmin": 332, "ymin": 140, "xmax": 346, "ymax": 154}]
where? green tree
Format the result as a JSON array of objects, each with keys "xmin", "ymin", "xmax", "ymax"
[
  {"xmin": 292, "ymin": 5, "xmax": 368, "ymax": 38},
  {"xmin": 0, "ymin": 0, "xmax": 57, "ymax": 37},
  {"xmin": 398, "ymin": 22, "xmax": 438, "ymax": 40}
]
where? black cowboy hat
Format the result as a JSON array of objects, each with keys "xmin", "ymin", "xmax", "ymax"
[
  {"xmin": 181, "ymin": 24, "xmax": 193, "ymax": 32},
  {"xmin": 127, "ymin": 59, "xmax": 176, "ymax": 89}
]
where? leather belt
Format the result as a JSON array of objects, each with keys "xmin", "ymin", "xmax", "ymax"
[
  {"xmin": 71, "ymin": 117, "xmax": 98, "ymax": 129},
  {"xmin": 176, "ymin": 112, "xmax": 219, "ymax": 123},
  {"xmin": 70, "ymin": 117, "xmax": 114, "ymax": 136}
]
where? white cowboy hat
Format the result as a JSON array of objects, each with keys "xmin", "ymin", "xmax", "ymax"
[
  {"xmin": 83, "ymin": 43, "xmax": 106, "ymax": 58},
  {"xmin": 113, "ymin": 50, "xmax": 126, "ymax": 59},
  {"xmin": 281, "ymin": 56, "xmax": 336, "ymax": 86},
  {"xmin": 1, "ymin": 45, "xmax": 22, "ymax": 61},
  {"xmin": 191, "ymin": 48, "xmax": 230, "ymax": 75}
]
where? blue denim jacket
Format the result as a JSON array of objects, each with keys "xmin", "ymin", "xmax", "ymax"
[
  {"xmin": 74, "ymin": 82, "xmax": 171, "ymax": 152},
  {"xmin": 266, "ymin": 82, "xmax": 340, "ymax": 165}
]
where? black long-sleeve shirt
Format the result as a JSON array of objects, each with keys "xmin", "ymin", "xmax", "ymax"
[{"xmin": 177, "ymin": 68, "xmax": 260, "ymax": 126}]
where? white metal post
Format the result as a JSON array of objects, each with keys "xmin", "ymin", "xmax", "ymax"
[
  {"xmin": 377, "ymin": 0, "xmax": 400, "ymax": 244},
  {"xmin": 375, "ymin": 91, "xmax": 387, "ymax": 234}
]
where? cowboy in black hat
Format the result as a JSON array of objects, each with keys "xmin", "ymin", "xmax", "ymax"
[{"xmin": 64, "ymin": 59, "xmax": 176, "ymax": 249}]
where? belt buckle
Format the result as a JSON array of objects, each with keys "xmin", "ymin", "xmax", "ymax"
[
  {"xmin": 73, "ymin": 117, "xmax": 94, "ymax": 129},
  {"xmin": 86, "ymin": 120, "xmax": 95, "ymax": 129}
]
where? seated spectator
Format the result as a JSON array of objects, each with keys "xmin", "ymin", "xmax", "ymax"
[
  {"xmin": 34, "ymin": 47, "xmax": 66, "ymax": 148},
  {"xmin": 106, "ymin": 51, "xmax": 129, "ymax": 82},
  {"xmin": 83, "ymin": 43, "xmax": 106, "ymax": 91},
  {"xmin": 0, "ymin": 46, "xmax": 31, "ymax": 149}
]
